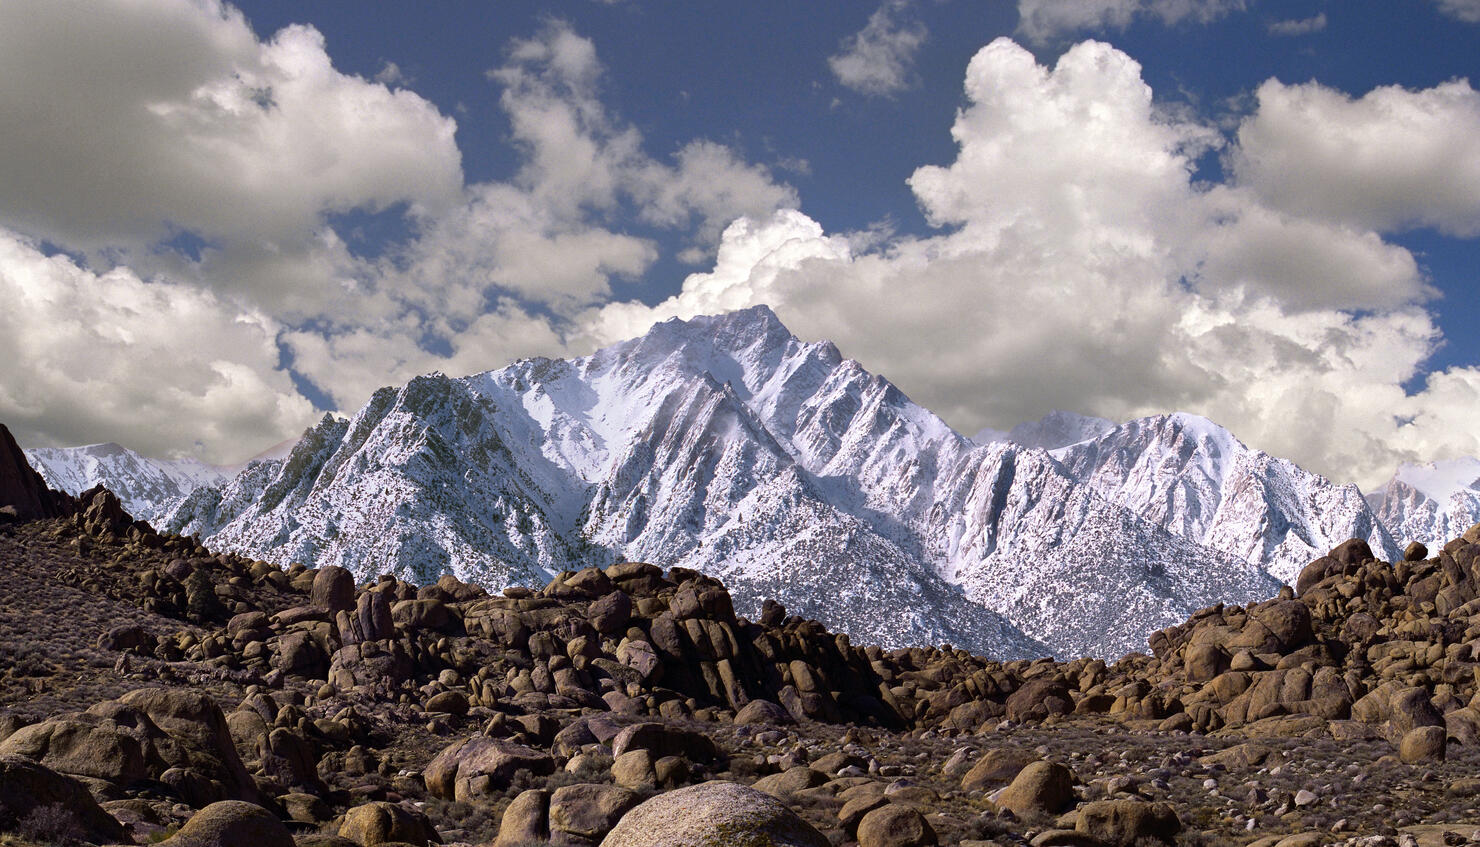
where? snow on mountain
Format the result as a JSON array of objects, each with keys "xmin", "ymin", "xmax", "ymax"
[
  {"xmin": 1369, "ymin": 457, "xmax": 1480, "ymax": 551},
  {"xmin": 975, "ymin": 410, "xmax": 1117, "ymax": 450},
  {"xmin": 1050, "ymin": 413, "xmax": 1399, "ymax": 584},
  {"xmin": 163, "ymin": 306, "xmax": 1357, "ymax": 659},
  {"xmin": 24, "ymin": 442, "xmax": 231, "ymax": 523}
]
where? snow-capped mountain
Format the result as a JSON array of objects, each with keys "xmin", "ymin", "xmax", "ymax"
[
  {"xmin": 24, "ymin": 442, "xmax": 231, "ymax": 524},
  {"xmin": 1049, "ymin": 413, "xmax": 1400, "ymax": 584},
  {"xmin": 974, "ymin": 410, "xmax": 1116, "ymax": 450},
  {"xmin": 1368, "ymin": 458, "xmax": 1480, "ymax": 551},
  {"xmin": 161, "ymin": 306, "xmax": 1347, "ymax": 659}
]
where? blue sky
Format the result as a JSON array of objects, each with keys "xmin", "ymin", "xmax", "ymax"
[{"xmin": 0, "ymin": 0, "xmax": 1478, "ymax": 489}]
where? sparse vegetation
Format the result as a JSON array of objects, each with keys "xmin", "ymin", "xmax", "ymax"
[{"xmin": 4, "ymin": 438, "xmax": 1480, "ymax": 846}]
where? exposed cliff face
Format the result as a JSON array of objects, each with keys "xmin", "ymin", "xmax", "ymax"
[
  {"xmin": 0, "ymin": 423, "xmax": 69, "ymax": 521},
  {"xmin": 1050, "ymin": 413, "xmax": 1400, "ymax": 584}
]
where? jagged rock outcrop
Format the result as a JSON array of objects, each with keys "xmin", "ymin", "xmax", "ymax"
[{"xmin": 0, "ymin": 423, "xmax": 70, "ymax": 522}]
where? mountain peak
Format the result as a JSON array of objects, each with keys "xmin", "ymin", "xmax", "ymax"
[
  {"xmin": 975, "ymin": 409, "xmax": 1116, "ymax": 450},
  {"xmin": 641, "ymin": 304, "xmax": 793, "ymax": 355},
  {"xmin": 1394, "ymin": 456, "xmax": 1480, "ymax": 503}
]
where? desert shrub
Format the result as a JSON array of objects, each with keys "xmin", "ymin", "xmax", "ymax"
[
  {"xmin": 722, "ymin": 754, "xmax": 765, "ymax": 781},
  {"xmin": 506, "ymin": 765, "xmax": 594, "ymax": 797},
  {"xmin": 14, "ymin": 804, "xmax": 85, "ymax": 847},
  {"xmin": 440, "ymin": 800, "xmax": 502, "ymax": 840},
  {"xmin": 565, "ymin": 752, "xmax": 613, "ymax": 782}
]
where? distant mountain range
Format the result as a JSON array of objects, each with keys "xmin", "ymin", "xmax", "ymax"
[
  {"xmin": 24, "ymin": 306, "xmax": 1478, "ymax": 659},
  {"xmin": 24, "ymin": 438, "xmax": 294, "ymax": 525},
  {"xmin": 1367, "ymin": 457, "xmax": 1480, "ymax": 557}
]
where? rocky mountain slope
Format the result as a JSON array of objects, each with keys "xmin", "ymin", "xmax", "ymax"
[
  {"xmin": 150, "ymin": 307, "xmax": 1409, "ymax": 660},
  {"xmin": 1368, "ymin": 457, "xmax": 1480, "ymax": 554},
  {"xmin": 1049, "ymin": 413, "xmax": 1400, "ymax": 584},
  {"xmin": 25, "ymin": 441, "xmax": 232, "ymax": 524},
  {"xmin": 141, "ymin": 311, "xmax": 1191, "ymax": 657},
  {"xmin": 6, "ymin": 431, "xmax": 1480, "ymax": 847}
]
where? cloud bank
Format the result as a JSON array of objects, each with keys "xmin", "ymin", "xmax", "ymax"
[
  {"xmin": 0, "ymin": 6, "xmax": 794, "ymax": 460},
  {"xmin": 586, "ymin": 39, "xmax": 1480, "ymax": 489}
]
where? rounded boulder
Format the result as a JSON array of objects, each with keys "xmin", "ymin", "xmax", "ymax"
[
  {"xmin": 311, "ymin": 565, "xmax": 356, "ymax": 613},
  {"xmin": 158, "ymin": 800, "xmax": 293, "ymax": 847},
  {"xmin": 1075, "ymin": 799, "xmax": 1180, "ymax": 846},
  {"xmin": 856, "ymin": 804, "xmax": 937, "ymax": 847},
  {"xmin": 1400, "ymin": 725, "xmax": 1447, "ymax": 764},
  {"xmin": 996, "ymin": 761, "xmax": 1075, "ymax": 820},
  {"xmin": 0, "ymin": 754, "xmax": 128, "ymax": 844},
  {"xmin": 599, "ymin": 780, "xmax": 829, "ymax": 847},
  {"xmin": 338, "ymin": 801, "xmax": 441, "ymax": 847}
]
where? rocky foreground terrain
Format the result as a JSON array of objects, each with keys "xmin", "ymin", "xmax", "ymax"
[{"xmin": 7, "ymin": 424, "xmax": 1480, "ymax": 847}]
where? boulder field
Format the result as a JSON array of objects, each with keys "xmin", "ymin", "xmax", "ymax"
[{"xmin": 5, "ymin": 428, "xmax": 1480, "ymax": 845}]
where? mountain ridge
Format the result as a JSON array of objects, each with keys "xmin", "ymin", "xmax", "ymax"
[
  {"xmin": 25, "ymin": 306, "xmax": 1450, "ymax": 659},
  {"xmin": 142, "ymin": 307, "xmax": 1379, "ymax": 659}
]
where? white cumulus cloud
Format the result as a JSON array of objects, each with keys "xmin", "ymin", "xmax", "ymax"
[
  {"xmin": 0, "ymin": 8, "xmax": 797, "ymax": 456},
  {"xmin": 0, "ymin": 0, "xmax": 462, "ymax": 316},
  {"xmin": 279, "ymin": 22, "xmax": 799, "ymax": 407},
  {"xmin": 1232, "ymin": 78, "xmax": 1480, "ymax": 237},
  {"xmin": 584, "ymin": 38, "xmax": 1480, "ymax": 489},
  {"xmin": 0, "ymin": 229, "xmax": 312, "ymax": 463},
  {"xmin": 829, "ymin": 0, "xmax": 928, "ymax": 96},
  {"xmin": 4, "ymin": 3, "xmax": 1479, "ymax": 493}
]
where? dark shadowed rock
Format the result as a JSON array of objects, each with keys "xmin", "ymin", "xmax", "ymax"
[
  {"xmin": 0, "ymin": 424, "xmax": 68, "ymax": 521},
  {"xmin": 734, "ymin": 698, "xmax": 795, "ymax": 726},
  {"xmin": 1330, "ymin": 538, "xmax": 1375, "ymax": 566},
  {"xmin": 610, "ymin": 722, "xmax": 719, "ymax": 763},
  {"xmin": 77, "ymin": 484, "xmax": 134, "ymax": 536},
  {"xmin": 311, "ymin": 565, "xmax": 356, "ymax": 613},
  {"xmin": 587, "ymin": 589, "xmax": 633, "ymax": 634},
  {"xmin": 0, "ymin": 753, "xmax": 128, "ymax": 844}
]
